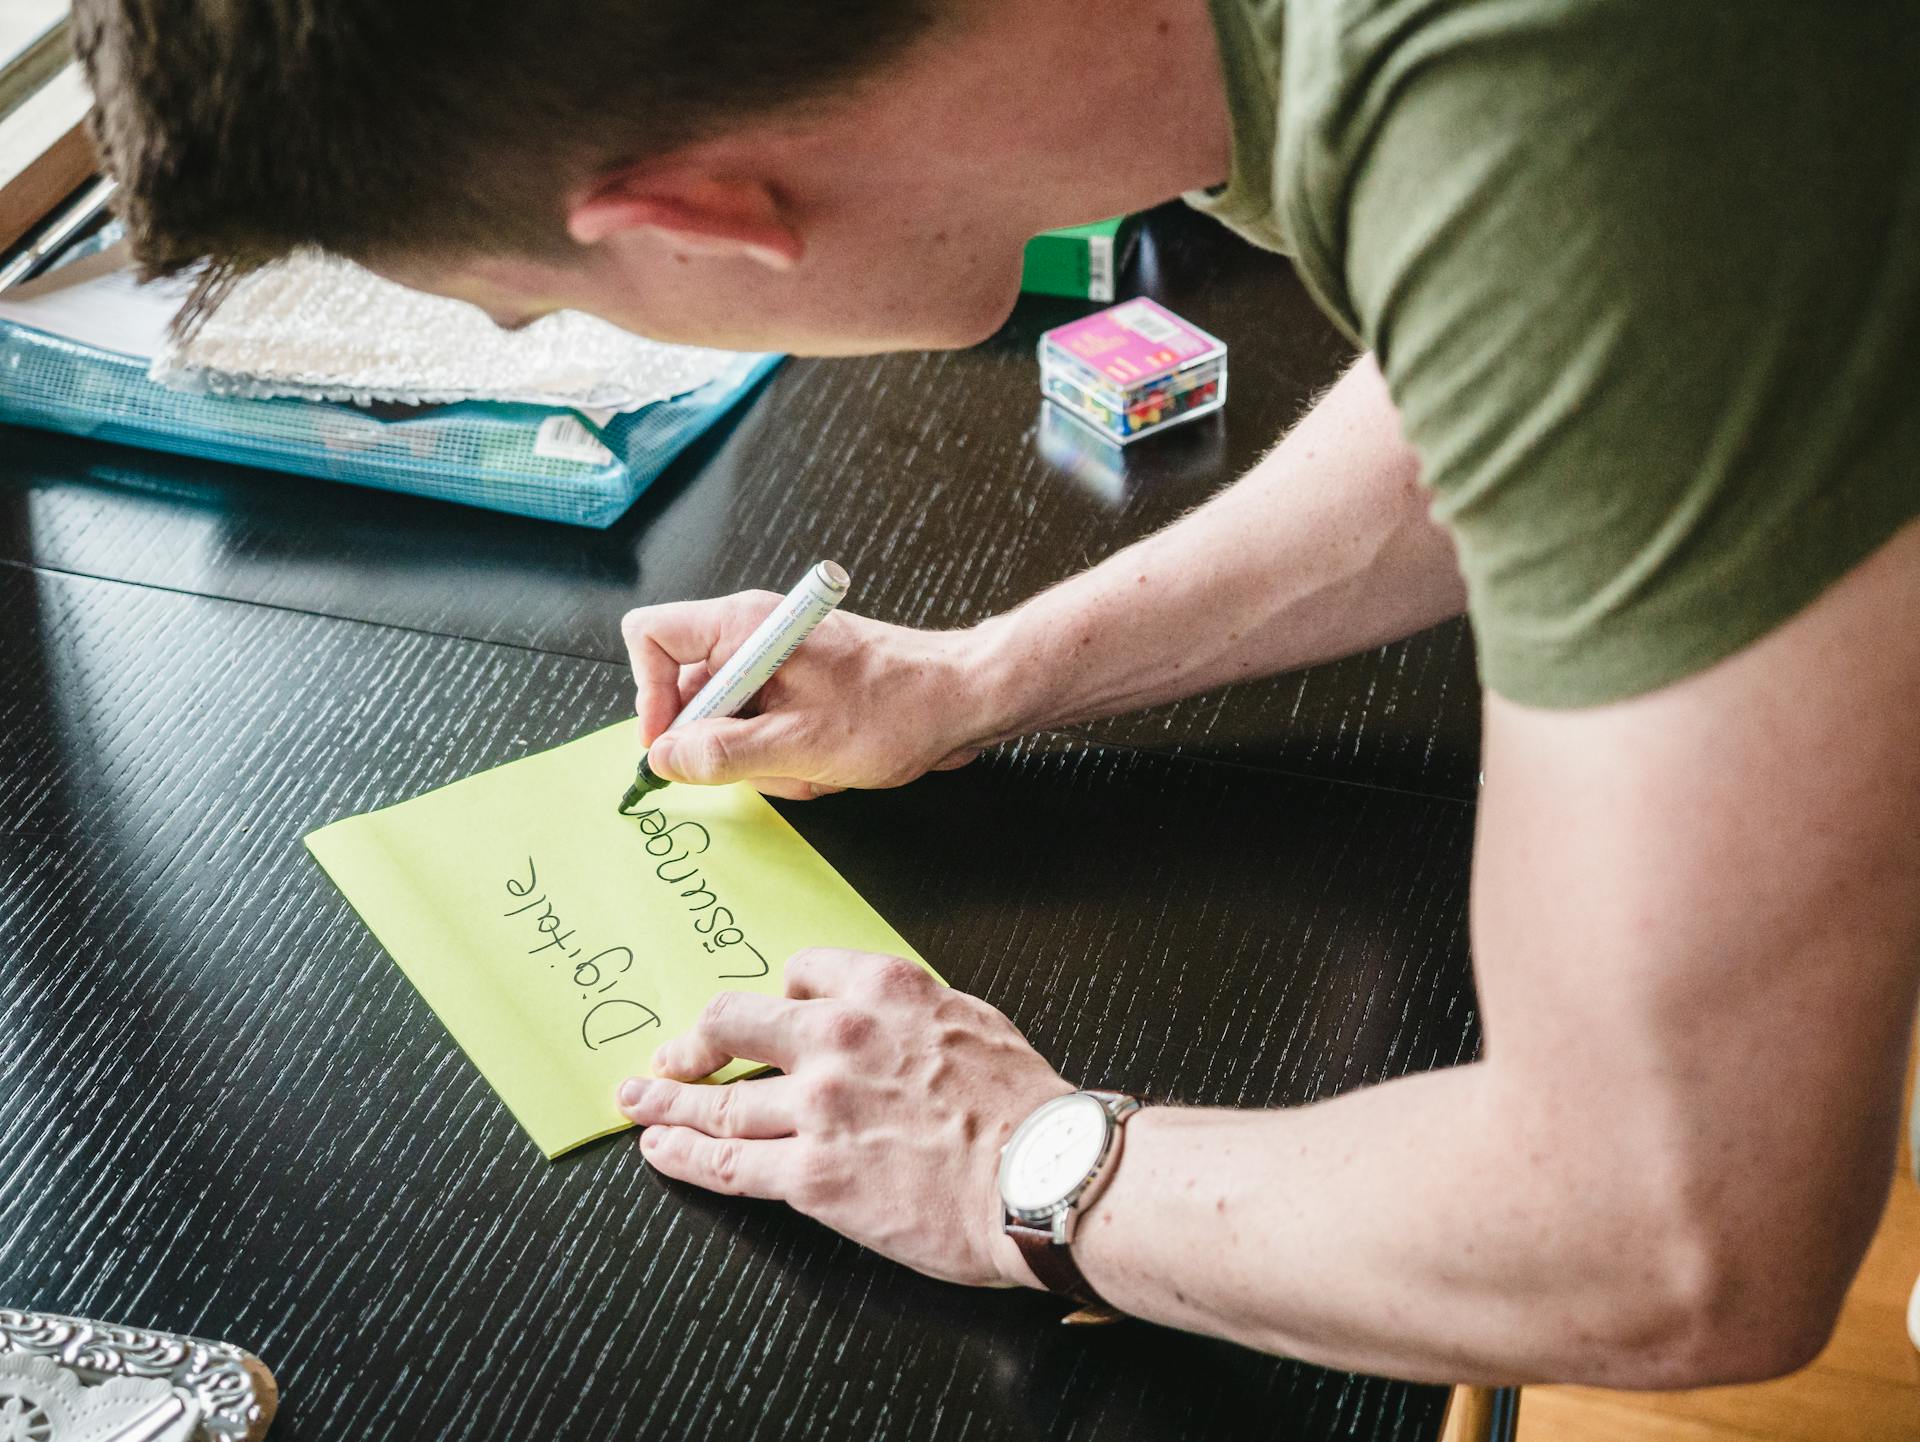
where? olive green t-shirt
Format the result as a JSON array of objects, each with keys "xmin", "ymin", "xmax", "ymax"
[{"xmin": 1192, "ymin": 0, "xmax": 1920, "ymax": 707}]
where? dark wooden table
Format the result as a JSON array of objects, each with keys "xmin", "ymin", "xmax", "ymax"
[{"xmin": 0, "ymin": 204, "xmax": 1483, "ymax": 1441}]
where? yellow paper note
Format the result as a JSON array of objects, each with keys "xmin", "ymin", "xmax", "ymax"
[{"xmin": 305, "ymin": 722, "xmax": 932, "ymax": 1157}]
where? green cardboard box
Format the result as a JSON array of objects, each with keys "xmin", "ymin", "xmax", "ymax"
[{"xmin": 1021, "ymin": 216, "xmax": 1138, "ymax": 303}]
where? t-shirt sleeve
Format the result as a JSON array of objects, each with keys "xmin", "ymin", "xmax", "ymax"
[{"xmin": 1335, "ymin": 3, "xmax": 1920, "ymax": 707}]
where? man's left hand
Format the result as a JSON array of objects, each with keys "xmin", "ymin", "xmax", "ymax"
[{"xmin": 616, "ymin": 948, "xmax": 1070, "ymax": 1287}]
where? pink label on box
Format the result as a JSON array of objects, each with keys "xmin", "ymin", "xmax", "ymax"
[{"xmin": 1042, "ymin": 299, "xmax": 1217, "ymax": 385}]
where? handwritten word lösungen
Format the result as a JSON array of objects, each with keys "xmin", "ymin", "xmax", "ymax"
[{"xmin": 624, "ymin": 806, "xmax": 771, "ymax": 981}]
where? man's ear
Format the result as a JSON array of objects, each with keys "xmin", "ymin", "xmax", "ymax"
[{"xmin": 567, "ymin": 169, "xmax": 804, "ymax": 270}]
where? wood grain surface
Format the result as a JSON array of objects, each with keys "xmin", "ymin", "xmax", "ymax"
[
  {"xmin": 0, "ymin": 206, "xmax": 1482, "ymax": 801},
  {"xmin": 1, "ymin": 204, "xmax": 1490, "ymax": 1440},
  {"xmin": 0, "ymin": 562, "xmax": 1473, "ymax": 1441}
]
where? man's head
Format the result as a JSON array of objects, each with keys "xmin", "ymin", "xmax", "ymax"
[{"xmin": 74, "ymin": 1, "xmax": 1231, "ymax": 354}]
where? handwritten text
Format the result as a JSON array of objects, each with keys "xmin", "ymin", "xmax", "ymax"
[
  {"xmin": 625, "ymin": 805, "xmax": 771, "ymax": 980},
  {"xmin": 505, "ymin": 857, "xmax": 660, "ymax": 1050}
]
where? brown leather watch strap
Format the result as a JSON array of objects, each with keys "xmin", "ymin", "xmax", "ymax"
[
  {"xmin": 1005, "ymin": 1221, "xmax": 1107, "ymax": 1309},
  {"xmin": 1001, "ymin": 1091, "xmax": 1144, "ymax": 1322}
]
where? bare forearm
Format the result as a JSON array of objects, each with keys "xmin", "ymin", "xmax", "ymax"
[
  {"xmin": 972, "ymin": 356, "xmax": 1464, "ymax": 738},
  {"xmin": 1070, "ymin": 1067, "xmax": 1718, "ymax": 1388},
  {"xmin": 1062, "ymin": 517, "xmax": 1920, "ymax": 1388}
]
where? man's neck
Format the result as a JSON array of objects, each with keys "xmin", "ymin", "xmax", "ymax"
[
  {"xmin": 978, "ymin": 0, "xmax": 1235, "ymax": 227},
  {"xmin": 791, "ymin": 0, "xmax": 1234, "ymax": 237}
]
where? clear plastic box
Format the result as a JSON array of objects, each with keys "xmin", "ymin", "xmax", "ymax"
[{"xmin": 1038, "ymin": 298, "xmax": 1226, "ymax": 445}]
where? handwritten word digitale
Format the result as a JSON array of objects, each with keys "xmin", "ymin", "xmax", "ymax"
[
  {"xmin": 505, "ymin": 857, "xmax": 661, "ymax": 1050},
  {"xmin": 624, "ymin": 805, "xmax": 772, "ymax": 981}
]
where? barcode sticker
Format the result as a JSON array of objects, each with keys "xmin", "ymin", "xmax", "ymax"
[
  {"xmin": 1087, "ymin": 235, "xmax": 1115, "ymax": 302},
  {"xmin": 1112, "ymin": 301, "xmax": 1180, "ymax": 344},
  {"xmin": 533, "ymin": 413, "xmax": 615, "ymax": 466}
]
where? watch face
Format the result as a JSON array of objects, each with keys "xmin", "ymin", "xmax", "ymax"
[{"xmin": 999, "ymin": 1094, "xmax": 1110, "ymax": 1214}]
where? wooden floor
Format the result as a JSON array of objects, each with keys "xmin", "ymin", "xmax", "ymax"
[{"xmin": 1473, "ymin": 1047, "xmax": 1920, "ymax": 1442}]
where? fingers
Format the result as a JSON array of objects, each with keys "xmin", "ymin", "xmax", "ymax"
[
  {"xmin": 782, "ymin": 948, "xmax": 938, "ymax": 1002},
  {"xmin": 651, "ymin": 959, "xmax": 935, "ymax": 1077},
  {"xmin": 617, "ymin": 1074, "xmax": 799, "ymax": 1139},
  {"xmin": 651, "ymin": 989, "xmax": 811, "ymax": 1078},
  {"xmin": 752, "ymin": 777, "xmax": 847, "ymax": 802},
  {"xmin": 676, "ymin": 662, "xmax": 712, "ymax": 710},
  {"xmin": 621, "ymin": 593, "xmax": 777, "ymax": 743},
  {"xmin": 639, "ymin": 1128, "xmax": 800, "ymax": 1200},
  {"xmin": 647, "ymin": 715, "xmax": 817, "ymax": 788}
]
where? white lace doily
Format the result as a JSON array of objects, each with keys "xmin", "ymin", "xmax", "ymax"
[
  {"xmin": 0, "ymin": 1354, "xmax": 201, "ymax": 1442},
  {"xmin": 151, "ymin": 251, "xmax": 737, "ymax": 413}
]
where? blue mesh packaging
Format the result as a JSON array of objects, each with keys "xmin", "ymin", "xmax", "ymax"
[{"xmin": 0, "ymin": 317, "xmax": 781, "ymax": 528}]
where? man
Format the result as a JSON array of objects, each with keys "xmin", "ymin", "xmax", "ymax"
[{"xmin": 75, "ymin": 0, "xmax": 1920, "ymax": 1387}]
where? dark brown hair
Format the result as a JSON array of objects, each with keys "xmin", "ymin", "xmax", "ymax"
[{"xmin": 73, "ymin": 1, "xmax": 932, "ymax": 291}]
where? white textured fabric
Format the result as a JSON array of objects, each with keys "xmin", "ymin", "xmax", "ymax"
[{"xmin": 152, "ymin": 251, "xmax": 736, "ymax": 413}]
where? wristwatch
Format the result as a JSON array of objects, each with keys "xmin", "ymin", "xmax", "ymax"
[{"xmin": 997, "ymin": 1089, "xmax": 1143, "ymax": 1314}]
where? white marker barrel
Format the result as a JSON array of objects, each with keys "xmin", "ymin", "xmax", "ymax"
[
  {"xmin": 620, "ymin": 561, "xmax": 850, "ymax": 810},
  {"xmin": 675, "ymin": 560, "xmax": 849, "ymax": 726}
]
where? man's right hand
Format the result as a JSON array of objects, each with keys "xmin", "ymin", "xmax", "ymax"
[
  {"xmin": 620, "ymin": 359, "xmax": 1461, "ymax": 801},
  {"xmin": 620, "ymin": 591, "xmax": 1000, "ymax": 800}
]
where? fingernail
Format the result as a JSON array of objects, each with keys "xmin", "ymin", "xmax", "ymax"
[
  {"xmin": 647, "ymin": 736, "xmax": 677, "ymax": 779},
  {"xmin": 618, "ymin": 1077, "xmax": 648, "ymax": 1109}
]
